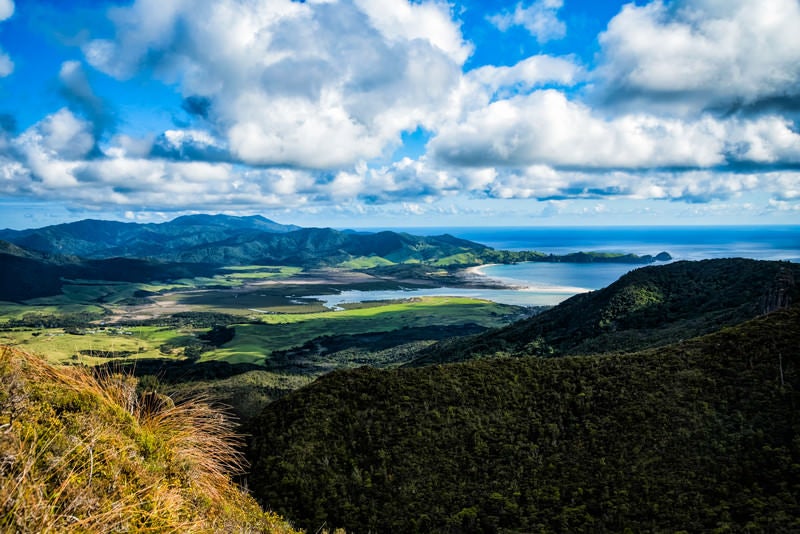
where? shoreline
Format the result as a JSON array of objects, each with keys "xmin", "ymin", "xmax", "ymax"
[
  {"xmin": 460, "ymin": 263, "xmax": 592, "ymax": 294},
  {"xmin": 463, "ymin": 264, "xmax": 498, "ymax": 277},
  {"xmin": 459, "ymin": 263, "xmax": 518, "ymax": 289}
]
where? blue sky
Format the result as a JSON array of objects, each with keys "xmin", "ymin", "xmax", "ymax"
[{"xmin": 0, "ymin": 0, "xmax": 798, "ymax": 229}]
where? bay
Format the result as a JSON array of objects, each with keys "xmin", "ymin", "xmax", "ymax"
[
  {"xmin": 366, "ymin": 225, "xmax": 800, "ymax": 262},
  {"xmin": 313, "ymin": 226, "xmax": 800, "ymax": 309}
]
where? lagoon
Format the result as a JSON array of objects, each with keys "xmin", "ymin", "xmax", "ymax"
[{"xmin": 310, "ymin": 262, "xmax": 641, "ymax": 309}]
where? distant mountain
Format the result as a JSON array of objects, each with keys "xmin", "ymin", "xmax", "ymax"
[
  {"xmin": 0, "ymin": 215, "xmax": 491, "ymax": 266},
  {"xmin": 157, "ymin": 227, "xmax": 493, "ymax": 266},
  {"xmin": 0, "ymin": 225, "xmax": 493, "ymax": 300},
  {"xmin": 410, "ymin": 258, "xmax": 799, "ymax": 365},
  {"xmin": 0, "ymin": 215, "xmax": 670, "ymax": 268},
  {"xmin": 0, "ymin": 214, "xmax": 299, "ymax": 259},
  {"xmin": 0, "ymin": 216, "xmax": 673, "ymax": 301},
  {"xmin": 247, "ymin": 302, "xmax": 800, "ymax": 533}
]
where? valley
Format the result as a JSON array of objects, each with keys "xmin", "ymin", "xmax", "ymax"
[
  {"xmin": 0, "ymin": 215, "xmax": 660, "ymax": 383},
  {"xmin": 2, "ymin": 216, "xmax": 797, "ymax": 533}
]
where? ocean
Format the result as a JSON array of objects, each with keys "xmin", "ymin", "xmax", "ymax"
[
  {"xmin": 374, "ymin": 225, "xmax": 800, "ymax": 262},
  {"xmin": 317, "ymin": 226, "xmax": 800, "ymax": 308}
]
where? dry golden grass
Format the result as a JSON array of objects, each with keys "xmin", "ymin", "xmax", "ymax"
[{"xmin": 0, "ymin": 346, "xmax": 300, "ymax": 533}]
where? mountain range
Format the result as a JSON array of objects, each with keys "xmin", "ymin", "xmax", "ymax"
[
  {"xmin": 0, "ymin": 214, "xmax": 487, "ymax": 266},
  {"xmin": 0, "ymin": 215, "xmax": 669, "ymax": 301}
]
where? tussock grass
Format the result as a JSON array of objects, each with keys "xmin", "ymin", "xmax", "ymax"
[{"xmin": 0, "ymin": 346, "xmax": 299, "ymax": 533}]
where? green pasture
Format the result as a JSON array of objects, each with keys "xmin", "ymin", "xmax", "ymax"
[
  {"xmin": 0, "ymin": 301, "xmax": 104, "ymax": 320},
  {"xmin": 218, "ymin": 265, "xmax": 303, "ymax": 279},
  {"xmin": 205, "ymin": 296, "xmax": 521, "ymax": 364},
  {"xmin": 173, "ymin": 266, "xmax": 304, "ymax": 288},
  {"xmin": 0, "ymin": 325, "xmax": 196, "ymax": 366},
  {"xmin": 336, "ymin": 256, "xmax": 395, "ymax": 269},
  {"xmin": 22, "ymin": 281, "xmax": 191, "ymax": 308},
  {"xmin": 169, "ymin": 289, "xmax": 331, "ymax": 315}
]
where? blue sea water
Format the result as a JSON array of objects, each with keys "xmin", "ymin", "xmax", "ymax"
[
  {"xmin": 378, "ymin": 226, "xmax": 800, "ymax": 262},
  {"xmin": 316, "ymin": 226, "xmax": 800, "ymax": 308}
]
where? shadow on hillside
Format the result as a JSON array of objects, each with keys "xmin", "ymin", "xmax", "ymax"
[{"xmin": 97, "ymin": 358, "xmax": 265, "ymax": 384}]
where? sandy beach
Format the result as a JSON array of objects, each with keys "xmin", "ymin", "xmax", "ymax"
[{"xmin": 462, "ymin": 263, "xmax": 592, "ymax": 294}]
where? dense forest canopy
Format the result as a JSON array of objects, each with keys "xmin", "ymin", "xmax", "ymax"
[{"xmin": 248, "ymin": 304, "xmax": 800, "ymax": 532}]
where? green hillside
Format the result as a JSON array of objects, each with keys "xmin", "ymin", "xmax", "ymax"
[
  {"xmin": 0, "ymin": 214, "xmax": 299, "ymax": 258},
  {"xmin": 248, "ymin": 304, "xmax": 800, "ymax": 533},
  {"xmin": 411, "ymin": 258, "xmax": 799, "ymax": 366},
  {"xmin": 1, "ymin": 215, "xmax": 668, "ymax": 274},
  {"xmin": 0, "ymin": 215, "xmax": 489, "ymax": 267}
]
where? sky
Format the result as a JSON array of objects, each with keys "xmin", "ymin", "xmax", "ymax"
[{"xmin": 0, "ymin": 0, "xmax": 799, "ymax": 229}]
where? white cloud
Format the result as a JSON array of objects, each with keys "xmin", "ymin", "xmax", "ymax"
[
  {"xmin": 18, "ymin": 109, "xmax": 95, "ymax": 161},
  {"xmin": 489, "ymin": 0, "xmax": 566, "ymax": 44},
  {"xmin": 58, "ymin": 61, "xmax": 112, "ymax": 133},
  {"xmin": 82, "ymin": 0, "xmax": 468, "ymax": 169},
  {"xmin": 768, "ymin": 199, "xmax": 800, "ymax": 212},
  {"xmin": 725, "ymin": 116, "xmax": 800, "ymax": 163},
  {"xmin": 475, "ymin": 167, "xmax": 795, "ymax": 206},
  {"xmin": 0, "ymin": 0, "xmax": 13, "ymax": 22},
  {"xmin": 596, "ymin": 0, "xmax": 800, "ymax": 112},
  {"xmin": 4, "ymin": 0, "xmax": 799, "ymax": 223},
  {"xmin": 431, "ymin": 89, "xmax": 733, "ymax": 169},
  {"xmin": 430, "ymin": 86, "xmax": 800, "ymax": 172},
  {"xmin": 467, "ymin": 55, "xmax": 582, "ymax": 96},
  {"xmin": 353, "ymin": 0, "xmax": 471, "ymax": 63},
  {"xmin": 105, "ymin": 135, "xmax": 154, "ymax": 159}
]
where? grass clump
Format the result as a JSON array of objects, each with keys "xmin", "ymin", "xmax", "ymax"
[{"xmin": 0, "ymin": 346, "xmax": 299, "ymax": 533}]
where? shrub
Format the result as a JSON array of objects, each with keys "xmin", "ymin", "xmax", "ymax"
[{"xmin": 0, "ymin": 346, "xmax": 299, "ymax": 533}]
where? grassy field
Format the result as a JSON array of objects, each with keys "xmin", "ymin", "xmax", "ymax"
[
  {"xmin": 205, "ymin": 297, "xmax": 521, "ymax": 364},
  {"xmin": 337, "ymin": 256, "xmax": 395, "ymax": 269},
  {"xmin": 0, "ymin": 266, "xmax": 527, "ymax": 410},
  {"xmin": 0, "ymin": 325, "xmax": 197, "ymax": 365},
  {"xmin": 1, "ymin": 293, "xmax": 523, "ymax": 367},
  {"xmin": 218, "ymin": 265, "xmax": 304, "ymax": 279},
  {"xmin": 0, "ymin": 301, "xmax": 105, "ymax": 319}
]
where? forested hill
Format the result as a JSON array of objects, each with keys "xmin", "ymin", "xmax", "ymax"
[
  {"xmin": 410, "ymin": 258, "xmax": 799, "ymax": 366},
  {"xmin": 0, "ymin": 215, "xmax": 668, "ymax": 268},
  {"xmin": 247, "ymin": 304, "xmax": 800, "ymax": 533},
  {"xmin": 0, "ymin": 214, "xmax": 299, "ymax": 258},
  {"xmin": 0, "ymin": 215, "xmax": 486, "ymax": 265}
]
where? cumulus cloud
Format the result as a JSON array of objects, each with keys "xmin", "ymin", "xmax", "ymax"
[
  {"xmin": 431, "ymin": 86, "xmax": 800, "ymax": 172},
  {"xmin": 2, "ymin": 0, "xmax": 799, "ymax": 219},
  {"xmin": 0, "ymin": 0, "xmax": 12, "ymax": 21},
  {"xmin": 19, "ymin": 109, "xmax": 95, "ymax": 161},
  {"xmin": 489, "ymin": 0, "xmax": 566, "ymax": 44},
  {"xmin": 82, "ymin": 0, "xmax": 469, "ymax": 169},
  {"xmin": 432, "ymin": 90, "xmax": 729, "ymax": 168},
  {"xmin": 465, "ymin": 55, "xmax": 582, "ymax": 101},
  {"xmin": 475, "ymin": 166, "xmax": 792, "ymax": 206},
  {"xmin": 11, "ymin": 111, "xmax": 93, "ymax": 190},
  {"xmin": 596, "ymin": 0, "xmax": 800, "ymax": 113},
  {"xmin": 2, "ymin": 111, "xmax": 798, "ymax": 214}
]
